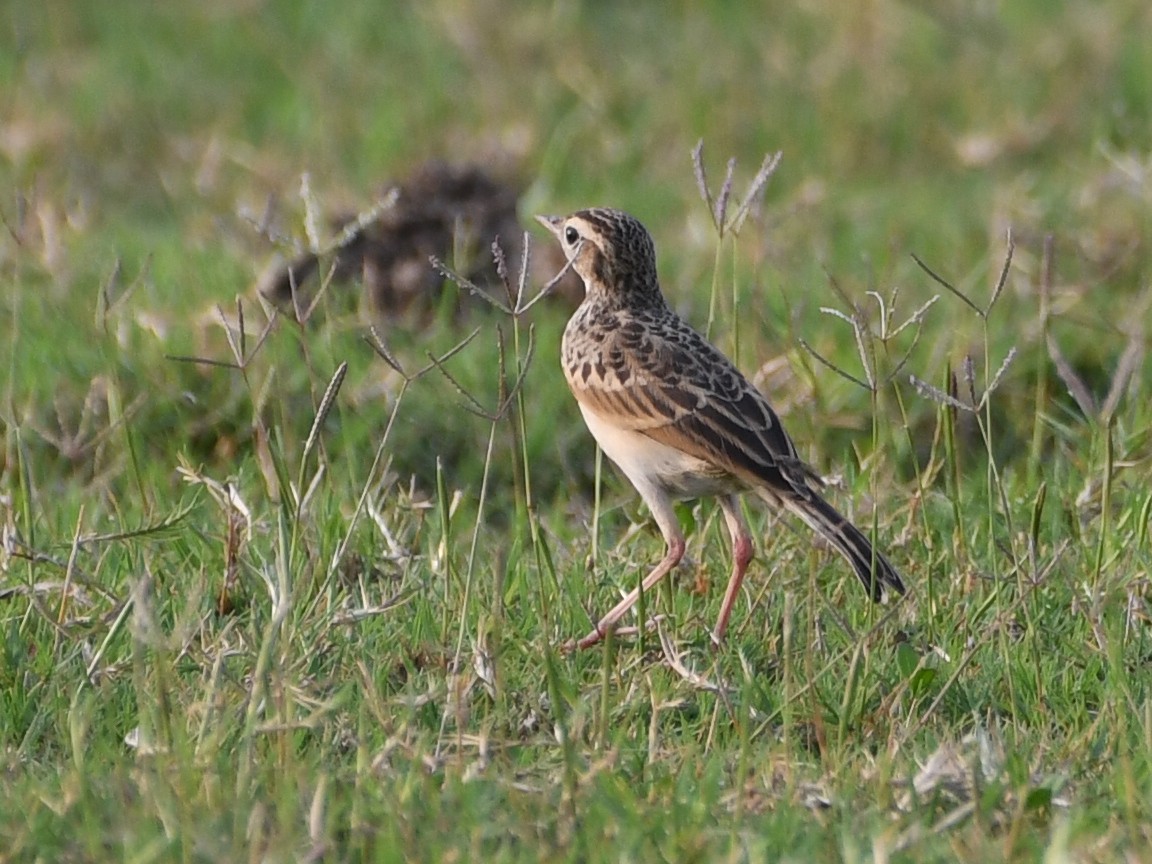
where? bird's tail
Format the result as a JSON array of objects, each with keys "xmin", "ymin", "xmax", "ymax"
[{"xmin": 779, "ymin": 491, "xmax": 906, "ymax": 602}]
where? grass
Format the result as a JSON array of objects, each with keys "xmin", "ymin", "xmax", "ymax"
[{"xmin": 2, "ymin": 0, "xmax": 1152, "ymax": 861}]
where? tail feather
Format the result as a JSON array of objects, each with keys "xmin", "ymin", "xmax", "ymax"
[{"xmin": 780, "ymin": 492, "xmax": 906, "ymax": 601}]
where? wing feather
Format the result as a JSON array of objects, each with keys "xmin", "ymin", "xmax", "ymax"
[{"xmin": 567, "ymin": 316, "xmax": 819, "ymax": 494}]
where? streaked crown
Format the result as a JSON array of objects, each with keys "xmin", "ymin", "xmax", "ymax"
[{"xmin": 536, "ymin": 208, "xmax": 664, "ymax": 308}]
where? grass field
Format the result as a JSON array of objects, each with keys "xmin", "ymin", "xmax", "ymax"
[{"xmin": 3, "ymin": 1, "xmax": 1152, "ymax": 861}]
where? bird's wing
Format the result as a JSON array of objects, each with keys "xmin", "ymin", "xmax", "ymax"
[{"xmin": 567, "ymin": 314, "xmax": 820, "ymax": 494}]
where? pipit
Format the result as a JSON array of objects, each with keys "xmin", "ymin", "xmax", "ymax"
[{"xmin": 537, "ymin": 207, "xmax": 906, "ymax": 650}]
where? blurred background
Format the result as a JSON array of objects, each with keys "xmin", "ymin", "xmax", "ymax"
[{"xmin": 2, "ymin": 0, "xmax": 1150, "ymax": 504}]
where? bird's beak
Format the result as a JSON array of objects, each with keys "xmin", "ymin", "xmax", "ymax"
[{"xmin": 535, "ymin": 214, "xmax": 563, "ymax": 238}]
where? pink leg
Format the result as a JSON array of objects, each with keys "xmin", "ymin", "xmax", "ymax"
[
  {"xmin": 574, "ymin": 535, "xmax": 686, "ymax": 650},
  {"xmin": 571, "ymin": 481, "xmax": 687, "ymax": 651},
  {"xmin": 711, "ymin": 496, "xmax": 754, "ymax": 647}
]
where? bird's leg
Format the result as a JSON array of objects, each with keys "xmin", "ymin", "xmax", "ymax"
[
  {"xmin": 711, "ymin": 496, "xmax": 755, "ymax": 647},
  {"xmin": 575, "ymin": 535, "xmax": 685, "ymax": 651}
]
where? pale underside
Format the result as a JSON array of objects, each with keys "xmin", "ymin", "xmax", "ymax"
[{"xmin": 577, "ymin": 402, "xmax": 746, "ymax": 503}]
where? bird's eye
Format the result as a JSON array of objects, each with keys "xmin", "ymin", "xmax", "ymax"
[{"xmin": 564, "ymin": 226, "xmax": 579, "ymax": 245}]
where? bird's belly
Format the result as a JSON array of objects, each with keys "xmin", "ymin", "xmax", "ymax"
[{"xmin": 578, "ymin": 405, "xmax": 742, "ymax": 500}]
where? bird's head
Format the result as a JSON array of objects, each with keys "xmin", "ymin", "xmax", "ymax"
[{"xmin": 535, "ymin": 208, "xmax": 662, "ymax": 306}]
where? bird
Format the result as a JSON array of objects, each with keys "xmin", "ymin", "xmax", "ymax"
[{"xmin": 536, "ymin": 207, "xmax": 905, "ymax": 650}]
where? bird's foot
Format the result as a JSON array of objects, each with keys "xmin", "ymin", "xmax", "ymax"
[{"xmin": 563, "ymin": 616, "xmax": 670, "ymax": 652}]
